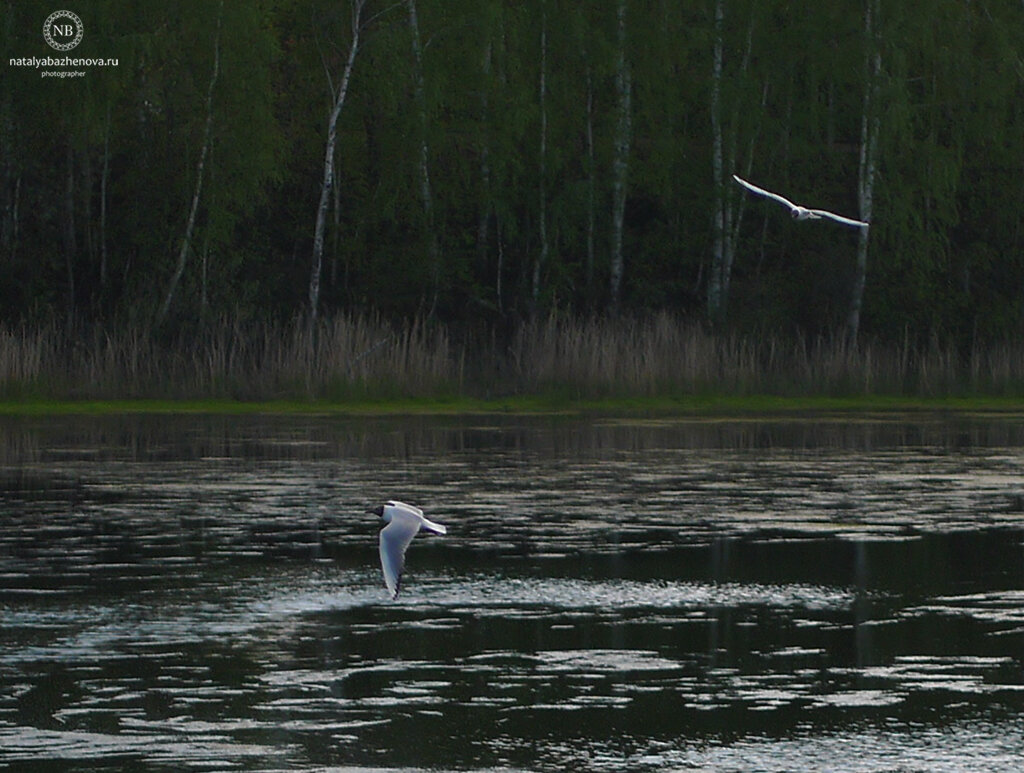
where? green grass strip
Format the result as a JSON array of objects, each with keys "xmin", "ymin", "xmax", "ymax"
[{"xmin": 0, "ymin": 394, "xmax": 1022, "ymax": 417}]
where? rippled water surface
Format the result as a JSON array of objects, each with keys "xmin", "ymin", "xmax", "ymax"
[{"xmin": 2, "ymin": 413, "xmax": 1024, "ymax": 771}]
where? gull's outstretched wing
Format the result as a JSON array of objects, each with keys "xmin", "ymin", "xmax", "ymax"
[
  {"xmin": 379, "ymin": 512, "xmax": 422, "ymax": 598},
  {"xmin": 388, "ymin": 500, "xmax": 424, "ymax": 518},
  {"xmin": 387, "ymin": 500, "xmax": 446, "ymax": 533},
  {"xmin": 732, "ymin": 174, "xmax": 798, "ymax": 211},
  {"xmin": 808, "ymin": 209, "xmax": 869, "ymax": 229}
]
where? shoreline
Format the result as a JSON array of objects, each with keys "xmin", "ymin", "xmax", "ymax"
[{"xmin": 1, "ymin": 394, "xmax": 1022, "ymax": 418}]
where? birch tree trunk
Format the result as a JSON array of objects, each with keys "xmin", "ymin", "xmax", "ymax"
[
  {"xmin": 309, "ymin": 0, "xmax": 364, "ymax": 326},
  {"xmin": 708, "ymin": 0, "xmax": 758, "ymax": 325},
  {"xmin": 533, "ymin": 1, "xmax": 547, "ymax": 311},
  {"xmin": 847, "ymin": 0, "xmax": 881, "ymax": 344},
  {"xmin": 407, "ymin": 0, "xmax": 441, "ymax": 316},
  {"xmin": 609, "ymin": 0, "xmax": 631, "ymax": 309},
  {"xmin": 159, "ymin": 0, "xmax": 223, "ymax": 325}
]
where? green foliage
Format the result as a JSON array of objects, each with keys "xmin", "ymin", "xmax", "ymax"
[{"xmin": 1, "ymin": 0, "xmax": 1023, "ymax": 348}]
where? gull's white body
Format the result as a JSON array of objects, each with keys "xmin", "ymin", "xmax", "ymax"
[
  {"xmin": 373, "ymin": 500, "xmax": 447, "ymax": 598},
  {"xmin": 733, "ymin": 174, "xmax": 869, "ymax": 229}
]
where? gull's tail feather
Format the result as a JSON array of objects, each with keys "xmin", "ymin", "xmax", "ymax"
[{"xmin": 421, "ymin": 518, "xmax": 447, "ymax": 535}]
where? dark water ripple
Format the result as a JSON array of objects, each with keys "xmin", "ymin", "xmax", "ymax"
[{"xmin": 1, "ymin": 414, "xmax": 1023, "ymax": 772}]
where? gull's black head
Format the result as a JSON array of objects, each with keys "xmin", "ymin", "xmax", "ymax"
[{"xmin": 367, "ymin": 504, "xmax": 384, "ymax": 517}]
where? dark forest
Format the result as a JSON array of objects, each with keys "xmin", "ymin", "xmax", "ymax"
[{"xmin": 3, "ymin": 2, "xmax": 1024, "ymax": 397}]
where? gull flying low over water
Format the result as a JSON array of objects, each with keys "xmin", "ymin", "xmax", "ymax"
[
  {"xmin": 369, "ymin": 500, "xmax": 447, "ymax": 598},
  {"xmin": 732, "ymin": 174, "xmax": 869, "ymax": 229}
]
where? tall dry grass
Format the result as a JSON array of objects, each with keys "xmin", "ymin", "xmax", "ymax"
[
  {"xmin": 0, "ymin": 315, "xmax": 457, "ymax": 400},
  {"xmin": 504, "ymin": 312, "xmax": 1020, "ymax": 397},
  {"xmin": 0, "ymin": 312, "xmax": 1022, "ymax": 400}
]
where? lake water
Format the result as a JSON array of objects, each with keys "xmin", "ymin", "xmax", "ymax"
[{"xmin": 1, "ymin": 413, "xmax": 1023, "ymax": 772}]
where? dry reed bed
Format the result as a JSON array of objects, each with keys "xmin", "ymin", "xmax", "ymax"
[{"xmin": 0, "ymin": 313, "xmax": 1021, "ymax": 400}]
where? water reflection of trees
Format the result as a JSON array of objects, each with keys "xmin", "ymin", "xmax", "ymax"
[{"xmin": 2, "ymin": 414, "xmax": 1024, "ymax": 467}]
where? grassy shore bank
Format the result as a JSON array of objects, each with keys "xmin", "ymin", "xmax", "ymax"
[
  {"xmin": 1, "ymin": 394, "xmax": 1023, "ymax": 418},
  {"xmin": 2, "ymin": 313, "xmax": 1024, "ymax": 411}
]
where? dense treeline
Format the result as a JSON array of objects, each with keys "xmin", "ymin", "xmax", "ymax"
[{"xmin": 3, "ymin": 1, "xmax": 1024, "ymax": 347}]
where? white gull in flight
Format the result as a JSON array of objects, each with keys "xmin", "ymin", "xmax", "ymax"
[
  {"xmin": 369, "ymin": 500, "xmax": 447, "ymax": 598},
  {"xmin": 733, "ymin": 174, "xmax": 869, "ymax": 229}
]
